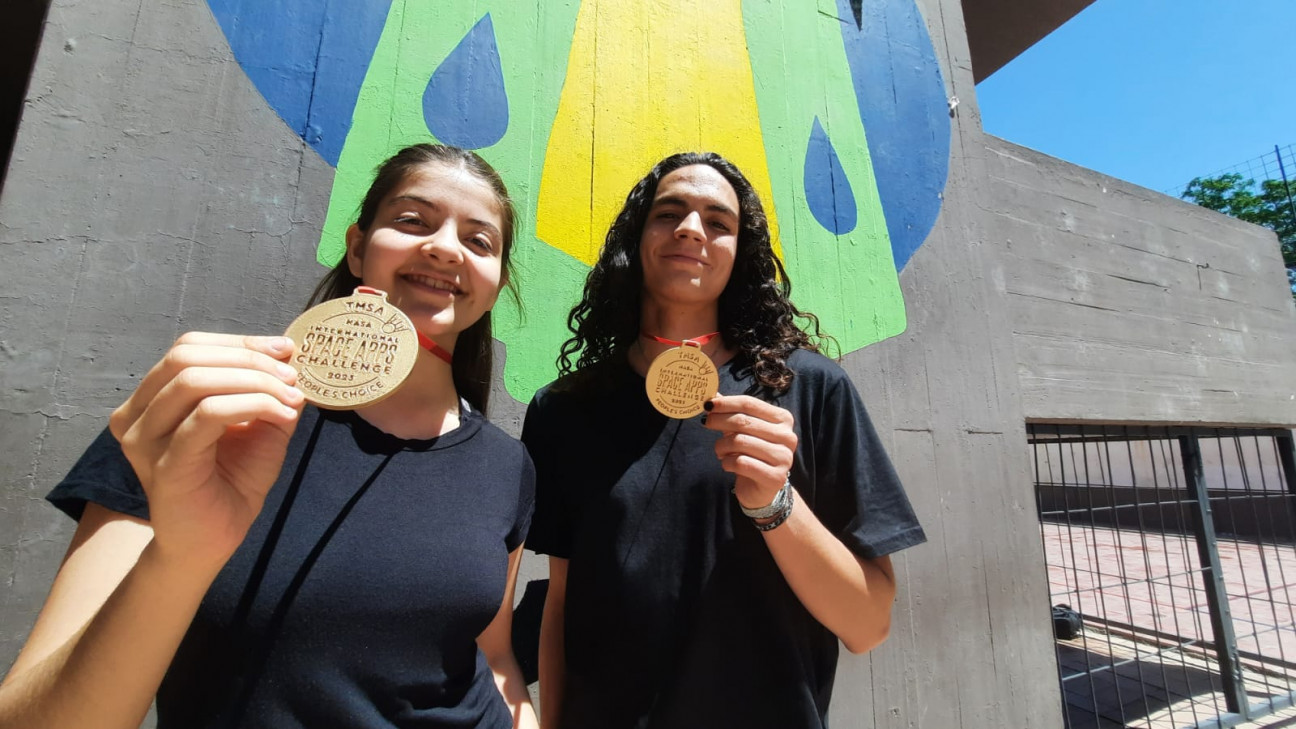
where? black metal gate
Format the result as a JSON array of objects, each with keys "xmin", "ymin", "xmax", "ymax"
[{"xmin": 1031, "ymin": 424, "xmax": 1296, "ymax": 728}]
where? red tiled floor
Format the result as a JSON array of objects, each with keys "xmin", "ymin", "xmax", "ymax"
[{"xmin": 1043, "ymin": 523, "xmax": 1296, "ymax": 727}]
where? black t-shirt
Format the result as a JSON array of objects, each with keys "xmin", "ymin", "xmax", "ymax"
[
  {"xmin": 523, "ymin": 349, "xmax": 925, "ymax": 729},
  {"xmin": 47, "ymin": 405, "xmax": 534, "ymax": 729}
]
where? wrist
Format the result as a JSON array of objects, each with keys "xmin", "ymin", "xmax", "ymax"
[
  {"xmin": 752, "ymin": 486, "xmax": 795, "ymax": 532},
  {"xmin": 735, "ymin": 477, "xmax": 795, "ymax": 532},
  {"xmin": 139, "ymin": 539, "xmax": 229, "ymax": 589},
  {"xmin": 735, "ymin": 477, "xmax": 791, "ymax": 519}
]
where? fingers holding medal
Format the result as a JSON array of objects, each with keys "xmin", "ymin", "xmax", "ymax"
[
  {"xmin": 111, "ymin": 333, "xmax": 300, "ymax": 443},
  {"xmin": 110, "ymin": 332, "xmax": 307, "ymax": 565},
  {"xmin": 704, "ymin": 395, "xmax": 798, "ymax": 505}
]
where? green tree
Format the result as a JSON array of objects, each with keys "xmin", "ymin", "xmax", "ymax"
[{"xmin": 1182, "ymin": 172, "xmax": 1296, "ymax": 296}]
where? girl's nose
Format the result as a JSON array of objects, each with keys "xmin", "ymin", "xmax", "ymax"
[{"xmin": 422, "ymin": 222, "xmax": 465, "ymax": 263}]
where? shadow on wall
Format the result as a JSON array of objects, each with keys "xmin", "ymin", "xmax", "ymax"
[{"xmin": 0, "ymin": 0, "xmax": 52, "ymax": 196}]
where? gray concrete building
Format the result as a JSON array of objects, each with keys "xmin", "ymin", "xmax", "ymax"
[{"xmin": 2, "ymin": 0, "xmax": 1293, "ymax": 726}]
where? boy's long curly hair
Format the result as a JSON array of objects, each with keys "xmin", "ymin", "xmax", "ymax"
[{"xmin": 557, "ymin": 151, "xmax": 829, "ymax": 394}]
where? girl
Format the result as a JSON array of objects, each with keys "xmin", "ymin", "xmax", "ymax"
[{"xmin": 0, "ymin": 144, "xmax": 538, "ymax": 729}]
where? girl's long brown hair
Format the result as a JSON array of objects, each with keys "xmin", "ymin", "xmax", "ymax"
[{"xmin": 308, "ymin": 144, "xmax": 518, "ymax": 413}]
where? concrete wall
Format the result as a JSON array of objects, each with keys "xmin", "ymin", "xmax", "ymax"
[
  {"xmin": 0, "ymin": 0, "xmax": 330, "ymax": 676},
  {"xmin": 0, "ymin": 0, "xmax": 1174, "ymax": 726},
  {"xmin": 982, "ymin": 135, "xmax": 1296, "ymax": 427}
]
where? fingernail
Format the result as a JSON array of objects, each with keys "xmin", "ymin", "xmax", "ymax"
[
  {"xmin": 276, "ymin": 362, "xmax": 296, "ymax": 380},
  {"xmin": 268, "ymin": 337, "xmax": 292, "ymax": 354},
  {"xmin": 703, "ymin": 400, "xmax": 714, "ymax": 412},
  {"xmin": 700, "ymin": 413, "xmax": 708, "ymax": 425}
]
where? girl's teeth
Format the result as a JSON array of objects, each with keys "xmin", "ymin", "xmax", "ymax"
[{"xmin": 410, "ymin": 275, "xmax": 456, "ymax": 293}]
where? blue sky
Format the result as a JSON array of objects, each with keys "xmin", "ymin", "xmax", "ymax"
[{"xmin": 975, "ymin": 0, "xmax": 1296, "ymax": 196}]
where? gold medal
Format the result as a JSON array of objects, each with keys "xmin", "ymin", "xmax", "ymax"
[
  {"xmin": 284, "ymin": 287, "xmax": 420, "ymax": 409},
  {"xmin": 644, "ymin": 342, "xmax": 719, "ymax": 419}
]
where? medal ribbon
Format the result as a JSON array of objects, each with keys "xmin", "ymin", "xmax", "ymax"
[
  {"xmin": 416, "ymin": 332, "xmax": 454, "ymax": 365},
  {"xmin": 355, "ymin": 286, "xmax": 453, "ymax": 365},
  {"xmin": 642, "ymin": 331, "xmax": 721, "ymax": 348}
]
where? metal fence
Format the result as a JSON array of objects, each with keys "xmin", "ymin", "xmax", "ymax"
[
  {"xmin": 1031, "ymin": 424, "xmax": 1296, "ymax": 728},
  {"xmin": 1167, "ymin": 145, "xmax": 1296, "ymax": 199}
]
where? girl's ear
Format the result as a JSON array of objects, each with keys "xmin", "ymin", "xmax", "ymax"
[{"xmin": 345, "ymin": 224, "xmax": 365, "ymax": 279}]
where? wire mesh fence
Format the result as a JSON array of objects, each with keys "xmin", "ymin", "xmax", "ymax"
[
  {"xmin": 1031, "ymin": 424, "xmax": 1296, "ymax": 728},
  {"xmin": 1166, "ymin": 145, "xmax": 1296, "ymax": 199}
]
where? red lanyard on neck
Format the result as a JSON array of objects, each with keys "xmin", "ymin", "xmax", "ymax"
[
  {"xmin": 641, "ymin": 331, "xmax": 720, "ymax": 348},
  {"xmin": 354, "ymin": 286, "xmax": 453, "ymax": 365},
  {"xmin": 417, "ymin": 332, "xmax": 454, "ymax": 365}
]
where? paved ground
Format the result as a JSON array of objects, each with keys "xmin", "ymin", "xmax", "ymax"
[{"xmin": 1043, "ymin": 523, "xmax": 1296, "ymax": 728}]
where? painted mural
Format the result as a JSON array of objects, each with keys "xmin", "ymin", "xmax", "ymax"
[{"xmin": 204, "ymin": 0, "xmax": 950, "ymax": 402}]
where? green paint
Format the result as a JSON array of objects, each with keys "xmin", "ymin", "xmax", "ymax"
[
  {"xmin": 320, "ymin": 0, "xmax": 585, "ymax": 403},
  {"xmin": 322, "ymin": 0, "xmax": 906, "ymax": 405},
  {"xmin": 743, "ymin": 0, "xmax": 906, "ymax": 352}
]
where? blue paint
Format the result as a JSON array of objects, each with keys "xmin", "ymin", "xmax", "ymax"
[
  {"xmin": 422, "ymin": 14, "xmax": 509, "ymax": 150},
  {"xmin": 805, "ymin": 118, "xmax": 858, "ymax": 235},
  {"xmin": 837, "ymin": 0, "xmax": 950, "ymax": 270},
  {"xmin": 203, "ymin": 0, "xmax": 392, "ymax": 166},
  {"xmin": 204, "ymin": 0, "xmax": 947, "ymax": 254}
]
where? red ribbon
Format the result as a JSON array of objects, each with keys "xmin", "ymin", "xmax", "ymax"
[
  {"xmin": 417, "ymin": 332, "xmax": 454, "ymax": 365},
  {"xmin": 641, "ymin": 331, "xmax": 720, "ymax": 348},
  {"xmin": 355, "ymin": 287, "xmax": 452, "ymax": 365}
]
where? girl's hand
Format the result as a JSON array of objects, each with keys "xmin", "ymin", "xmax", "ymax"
[
  {"xmin": 703, "ymin": 395, "xmax": 798, "ymax": 509},
  {"xmin": 108, "ymin": 332, "xmax": 304, "ymax": 572}
]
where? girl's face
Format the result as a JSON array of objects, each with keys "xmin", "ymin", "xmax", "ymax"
[{"xmin": 345, "ymin": 163, "xmax": 507, "ymax": 352}]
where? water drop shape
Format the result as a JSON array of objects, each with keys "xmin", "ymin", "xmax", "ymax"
[
  {"xmin": 423, "ymin": 14, "xmax": 509, "ymax": 149},
  {"xmin": 205, "ymin": 0, "xmax": 393, "ymax": 166},
  {"xmin": 836, "ymin": 0, "xmax": 950, "ymax": 270},
  {"xmin": 804, "ymin": 118, "xmax": 858, "ymax": 235}
]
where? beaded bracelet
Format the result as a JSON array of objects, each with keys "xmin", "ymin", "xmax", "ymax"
[
  {"xmin": 737, "ymin": 477, "xmax": 792, "ymax": 520},
  {"xmin": 753, "ymin": 486, "xmax": 794, "ymax": 532}
]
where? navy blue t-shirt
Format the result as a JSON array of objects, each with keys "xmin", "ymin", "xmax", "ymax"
[
  {"xmin": 523, "ymin": 349, "xmax": 925, "ymax": 729},
  {"xmin": 48, "ymin": 405, "xmax": 533, "ymax": 728}
]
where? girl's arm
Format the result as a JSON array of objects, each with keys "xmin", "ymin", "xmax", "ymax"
[
  {"xmin": 0, "ymin": 332, "xmax": 302, "ymax": 729},
  {"xmin": 0, "ymin": 506, "xmax": 223, "ymax": 729},
  {"xmin": 478, "ymin": 545, "xmax": 539, "ymax": 729}
]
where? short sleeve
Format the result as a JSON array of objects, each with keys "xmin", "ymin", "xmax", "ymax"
[
  {"xmin": 520, "ymin": 391, "xmax": 573, "ymax": 558},
  {"xmin": 505, "ymin": 452, "xmax": 536, "ymax": 552},
  {"xmin": 46, "ymin": 428, "xmax": 150, "ymax": 522},
  {"xmin": 806, "ymin": 366, "xmax": 925, "ymax": 560}
]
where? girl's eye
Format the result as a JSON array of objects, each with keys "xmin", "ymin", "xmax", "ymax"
[
  {"xmin": 395, "ymin": 216, "xmax": 423, "ymax": 226},
  {"xmin": 710, "ymin": 221, "xmax": 731, "ymax": 232},
  {"xmin": 469, "ymin": 236, "xmax": 494, "ymax": 252}
]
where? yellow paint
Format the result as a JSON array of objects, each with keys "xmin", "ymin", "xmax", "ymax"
[{"xmin": 536, "ymin": 0, "xmax": 782, "ymax": 265}]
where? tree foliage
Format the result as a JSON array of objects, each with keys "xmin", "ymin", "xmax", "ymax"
[{"xmin": 1181, "ymin": 172, "xmax": 1296, "ymax": 266}]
